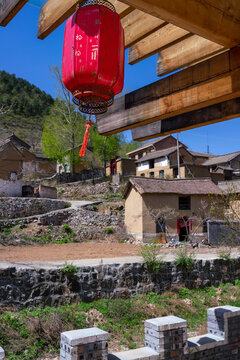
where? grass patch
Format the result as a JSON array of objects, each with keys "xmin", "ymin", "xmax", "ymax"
[{"xmin": 1, "ymin": 282, "xmax": 240, "ymax": 359}]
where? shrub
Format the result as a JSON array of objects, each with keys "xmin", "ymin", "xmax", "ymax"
[
  {"xmin": 105, "ymin": 227, "xmax": 114, "ymax": 234},
  {"xmin": 174, "ymin": 245, "xmax": 195, "ymax": 270},
  {"xmin": 218, "ymin": 247, "xmax": 234, "ymax": 263},
  {"xmin": 139, "ymin": 244, "xmax": 165, "ymax": 272},
  {"xmin": 61, "ymin": 262, "xmax": 78, "ymax": 275},
  {"xmin": 63, "ymin": 224, "xmax": 75, "ymax": 236}
]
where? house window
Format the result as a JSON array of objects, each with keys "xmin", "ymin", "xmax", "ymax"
[
  {"xmin": 138, "ymin": 152, "xmax": 143, "ymax": 159},
  {"xmin": 141, "ymin": 173, "xmax": 145, "ymax": 177},
  {"xmin": 159, "ymin": 170, "xmax": 164, "ymax": 178},
  {"xmin": 179, "ymin": 196, "xmax": 191, "ymax": 210},
  {"xmin": 156, "ymin": 218, "xmax": 166, "ymax": 233},
  {"xmin": 149, "ymin": 172, "xmax": 154, "ymax": 178},
  {"xmin": 131, "ymin": 156, "xmax": 135, "ymax": 160},
  {"xmin": 173, "ymin": 168, "xmax": 178, "ymax": 178},
  {"xmin": 149, "ymin": 160, "xmax": 154, "ymax": 169}
]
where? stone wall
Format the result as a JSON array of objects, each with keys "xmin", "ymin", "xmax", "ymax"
[
  {"xmin": 0, "ymin": 258, "xmax": 239, "ymax": 308},
  {"xmin": 0, "ymin": 197, "xmax": 67, "ymax": 219},
  {"xmin": 0, "ymin": 179, "xmax": 22, "ymax": 197}
]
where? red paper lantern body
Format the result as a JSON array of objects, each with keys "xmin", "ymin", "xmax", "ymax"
[{"xmin": 62, "ymin": 3, "xmax": 124, "ymax": 114}]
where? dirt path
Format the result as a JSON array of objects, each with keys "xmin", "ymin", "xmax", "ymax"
[{"xmin": 0, "ymin": 243, "xmax": 239, "ymax": 262}]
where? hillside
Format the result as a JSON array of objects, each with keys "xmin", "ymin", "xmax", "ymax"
[{"xmin": 0, "ymin": 71, "xmax": 54, "ymax": 150}]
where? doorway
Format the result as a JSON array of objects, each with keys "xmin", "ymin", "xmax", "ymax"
[{"xmin": 177, "ymin": 217, "xmax": 190, "ymax": 242}]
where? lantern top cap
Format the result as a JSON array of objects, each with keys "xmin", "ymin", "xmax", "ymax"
[{"xmin": 77, "ymin": 0, "xmax": 116, "ymax": 12}]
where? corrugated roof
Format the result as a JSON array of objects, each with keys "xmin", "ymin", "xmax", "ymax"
[
  {"xmin": 123, "ymin": 177, "xmax": 221, "ymax": 198},
  {"xmin": 202, "ymin": 151, "xmax": 240, "ymax": 166},
  {"xmin": 135, "ymin": 146, "xmax": 181, "ymax": 163},
  {"xmin": 126, "ymin": 136, "xmax": 170, "ymax": 155}
]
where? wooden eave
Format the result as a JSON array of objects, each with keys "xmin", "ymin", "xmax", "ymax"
[{"xmin": 1, "ymin": 0, "xmax": 240, "ymax": 138}]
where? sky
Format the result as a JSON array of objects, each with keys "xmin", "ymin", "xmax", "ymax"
[{"xmin": 0, "ymin": 0, "xmax": 240, "ymax": 155}]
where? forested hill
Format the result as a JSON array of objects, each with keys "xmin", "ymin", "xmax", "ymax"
[{"xmin": 0, "ymin": 71, "xmax": 54, "ymax": 150}]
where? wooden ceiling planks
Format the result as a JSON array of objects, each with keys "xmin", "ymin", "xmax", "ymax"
[
  {"xmin": 96, "ymin": 48, "xmax": 240, "ymax": 136},
  {"xmin": 0, "ymin": 0, "xmax": 29, "ymax": 26},
  {"xmin": 131, "ymin": 98, "xmax": 240, "ymax": 141},
  {"xmin": 157, "ymin": 35, "xmax": 226, "ymax": 77},
  {"xmin": 128, "ymin": 23, "xmax": 191, "ymax": 65},
  {"xmin": 122, "ymin": 9, "xmax": 166, "ymax": 48},
  {"xmin": 119, "ymin": 0, "xmax": 240, "ymax": 48},
  {"xmin": 37, "ymin": 0, "xmax": 134, "ymax": 40}
]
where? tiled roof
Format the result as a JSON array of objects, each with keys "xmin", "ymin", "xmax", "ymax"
[
  {"xmin": 218, "ymin": 180, "xmax": 240, "ymax": 193},
  {"xmin": 126, "ymin": 136, "xmax": 171, "ymax": 155},
  {"xmin": 135, "ymin": 146, "xmax": 181, "ymax": 163},
  {"xmin": 202, "ymin": 151, "xmax": 240, "ymax": 166},
  {"xmin": 123, "ymin": 177, "xmax": 221, "ymax": 198},
  {"xmin": 189, "ymin": 150, "xmax": 216, "ymax": 158}
]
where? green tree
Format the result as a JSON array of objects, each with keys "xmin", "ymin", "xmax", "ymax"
[
  {"xmin": 90, "ymin": 123, "xmax": 123, "ymax": 172},
  {"xmin": 118, "ymin": 140, "xmax": 143, "ymax": 158},
  {"xmin": 41, "ymin": 66, "xmax": 87, "ymax": 175}
]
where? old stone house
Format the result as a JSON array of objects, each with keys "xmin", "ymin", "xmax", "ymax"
[
  {"xmin": 127, "ymin": 135, "xmax": 186, "ymax": 160},
  {"xmin": 106, "ymin": 157, "xmax": 136, "ymax": 176},
  {"xmin": 123, "ymin": 177, "xmax": 221, "ymax": 242},
  {"xmin": 0, "ymin": 139, "xmax": 23, "ymax": 196},
  {"xmin": 129, "ymin": 135, "xmax": 240, "ymax": 181}
]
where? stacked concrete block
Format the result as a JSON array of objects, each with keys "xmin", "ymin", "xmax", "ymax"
[
  {"xmin": 207, "ymin": 305, "xmax": 240, "ymax": 338},
  {"xmin": 0, "ymin": 347, "xmax": 4, "ymax": 360},
  {"xmin": 60, "ymin": 328, "xmax": 108, "ymax": 360},
  {"xmin": 145, "ymin": 316, "xmax": 187, "ymax": 359}
]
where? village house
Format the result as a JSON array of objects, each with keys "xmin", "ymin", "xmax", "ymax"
[
  {"xmin": 123, "ymin": 177, "xmax": 221, "ymax": 242},
  {"xmin": 0, "ymin": 132, "xmax": 56, "ymax": 179},
  {"xmin": 106, "ymin": 157, "xmax": 136, "ymax": 176},
  {"xmin": 126, "ymin": 135, "xmax": 240, "ymax": 182},
  {"xmin": 0, "ymin": 138, "xmax": 23, "ymax": 196}
]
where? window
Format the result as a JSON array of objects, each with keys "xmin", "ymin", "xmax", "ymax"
[
  {"xmin": 149, "ymin": 172, "xmax": 154, "ymax": 178},
  {"xmin": 131, "ymin": 156, "xmax": 135, "ymax": 160},
  {"xmin": 141, "ymin": 173, "xmax": 145, "ymax": 177},
  {"xmin": 173, "ymin": 168, "xmax": 178, "ymax": 178},
  {"xmin": 138, "ymin": 152, "xmax": 143, "ymax": 159},
  {"xmin": 179, "ymin": 196, "xmax": 191, "ymax": 210},
  {"xmin": 159, "ymin": 170, "xmax": 164, "ymax": 178},
  {"xmin": 149, "ymin": 160, "xmax": 154, "ymax": 169},
  {"xmin": 156, "ymin": 218, "xmax": 166, "ymax": 233}
]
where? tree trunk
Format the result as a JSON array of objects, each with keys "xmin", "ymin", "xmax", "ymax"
[
  {"xmin": 103, "ymin": 137, "xmax": 107, "ymax": 177},
  {"xmin": 71, "ymin": 132, "xmax": 75, "ymax": 177}
]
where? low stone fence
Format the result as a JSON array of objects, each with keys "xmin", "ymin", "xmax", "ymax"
[
  {"xmin": 0, "ymin": 197, "xmax": 67, "ymax": 219},
  {"xmin": 207, "ymin": 220, "xmax": 240, "ymax": 246},
  {"xmin": 0, "ymin": 258, "xmax": 239, "ymax": 308},
  {"xmin": 59, "ymin": 305, "xmax": 240, "ymax": 360}
]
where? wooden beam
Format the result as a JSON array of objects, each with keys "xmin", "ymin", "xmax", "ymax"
[
  {"xmin": 122, "ymin": 9, "xmax": 166, "ymax": 48},
  {"xmin": 37, "ymin": 0, "xmax": 134, "ymax": 40},
  {"xmin": 96, "ymin": 48, "xmax": 240, "ymax": 135},
  {"xmin": 131, "ymin": 98, "xmax": 240, "ymax": 141},
  {"xmin": 157, "ymin": 35, "xmax": 225, "ymax": 77},
  {"xmin": 128, "ymin": 23, "xmax": 190, "ymax": 65},
  {"xmin": 119, "ymin": 0, "xmax": 240, "ymax": 48},
  {"xmin": 0, "ymin": 0, "xmax": 28, "ymax": 26}
]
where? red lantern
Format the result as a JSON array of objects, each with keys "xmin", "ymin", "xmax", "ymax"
[{"xmin": 62, "ymin": 0, "xmax": 125, "ymax": 115}]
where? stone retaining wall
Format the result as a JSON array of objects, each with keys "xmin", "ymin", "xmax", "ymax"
[
  {"xmin": 0, "ymin": 197, "xmax": 67, "ymax": 219},
  {"xmin": 0, "ymin": 258, "xmax": 239, "ymax": 308}
]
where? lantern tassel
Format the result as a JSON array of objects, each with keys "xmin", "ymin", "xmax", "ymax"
[{"xmin": 79, "ymin": 117, "xmax": 93, "ymax": 157}]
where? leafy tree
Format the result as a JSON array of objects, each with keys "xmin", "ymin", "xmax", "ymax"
[
  {"xmin": 90, "ymin": 123, "xmax": 123, "ymax": 172},
  {"xmin": 118, "ymin": 140, "xmax": 143, "ymax": 158}
]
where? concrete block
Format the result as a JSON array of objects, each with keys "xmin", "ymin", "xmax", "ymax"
[
  {"xmin": 145, "ymin": 316, "xmax": 187, "ymax": 331},
  {"xmin": 0, "ymin": 347, "xmax": 4, "ymax": 360},
  {"xmin": 61, "ymin": 328, "xmax": 109, "ymax": 346},
  {"xmin": 111, "ymin": 346, "xmax": 159, "ymax": 360}
]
